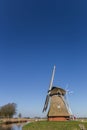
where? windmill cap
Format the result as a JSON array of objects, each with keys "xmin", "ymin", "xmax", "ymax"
[{"xmin": 49, "ymin": 86, "xmax": 66, "ymax": 95}]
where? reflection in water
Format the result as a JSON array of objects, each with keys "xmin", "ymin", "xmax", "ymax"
[{"xmin": 0, "ymin": 123, "xmax": 24, "ymax": 130}]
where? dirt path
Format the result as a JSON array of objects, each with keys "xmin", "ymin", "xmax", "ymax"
[{"xmin": 79, "ymin": 124, "xmax": 86, "ymax": 130}]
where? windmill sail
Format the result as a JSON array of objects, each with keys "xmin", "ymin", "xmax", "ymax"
[
  {"xmin": 42, "ymin": 94, "xmax": 49, "ymax": 112},
  {"xmin": 61, "ymin": 95, "xmax": 72, "ymax": 115},
  {"xmin": 43, "ymin": 65, "xmax": 56, "ymax": 112},
  {"xmin": 49, "ymin": 65, "xmax": 56, "ymax": 91},
  {"xmin": 64, "ymin": 95, "xmax": 72, "ymax": 115}
]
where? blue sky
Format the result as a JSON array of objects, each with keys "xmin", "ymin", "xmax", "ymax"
[{"xmin": 0, "ymin": 0, "xmax": 87, "ymax": 117}]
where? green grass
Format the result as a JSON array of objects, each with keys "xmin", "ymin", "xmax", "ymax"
[{"xmin": 22, "ymin": 121, "xmax": 82, "ymax": 130}]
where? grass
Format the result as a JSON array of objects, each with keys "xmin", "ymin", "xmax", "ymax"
[{"xmin": 22, "ymin": 121, "xmax": 82, "ymax": 130}]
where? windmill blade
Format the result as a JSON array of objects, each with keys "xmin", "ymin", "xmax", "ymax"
[
  {"xmin": 60, "ymin": 95, "xmax": 72, "ymax": 115},
  {"xmin": 64, "ymin": 95, "xmax": 72, "ymax": 114},
  {"xmin": 49, "ymin": 65, "xmax": 56, "ymax": 91},
  {"xmin": 65, "ymin": 83, "xmax": 69, "ymax": 92},
  {"xmin": 43, "ymin": 94, "xmax": 49, "ymax": 112},
  {"xmin": 68, "ymin": 91, "xmax": 73, "ymax": 95},
  {"xmin": 43, "ymin": 65, "xmax": 56, "ymax": 113},
  {"xmin": 65, "ymin": 84, "xmax": 74, "ymax": 95}
]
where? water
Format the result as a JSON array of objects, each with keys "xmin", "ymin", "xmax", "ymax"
[{"xmin": 0, "ymin": 123, "xmax": 25, "ymax": 130}]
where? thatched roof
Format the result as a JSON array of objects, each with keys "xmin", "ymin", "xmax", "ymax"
[
  {"xmin": 49, "ymin": 86, "xmax": 66, "ymax": 96},
  {"xmin": 48, "ymin": 95, "xmax": 70, "ymax": 117}
]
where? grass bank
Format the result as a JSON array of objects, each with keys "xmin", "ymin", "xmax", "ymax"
[
  {"xmin": 0, "ymin": 118, "xmax": 28, "ymax": 124},
  {"xmin": 22, "ymin": 121, "xmax": 84, "ymax": 130}
]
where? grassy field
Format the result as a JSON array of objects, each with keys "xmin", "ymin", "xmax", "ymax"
[{"xmin": 22, "ymin": 121, "xmax": 86, "ymax": 130}]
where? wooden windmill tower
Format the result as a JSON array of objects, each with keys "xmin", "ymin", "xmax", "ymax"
[{"xmin": 43, "ymin": 66, "xmax": 72, "ymax": 121}]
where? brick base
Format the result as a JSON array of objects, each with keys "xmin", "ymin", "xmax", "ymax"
[{"xmin": 48, "ymin": 116, "xmax": 70, "ymax": 121}]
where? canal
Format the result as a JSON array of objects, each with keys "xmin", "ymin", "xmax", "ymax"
[{"xmin": 0, "ymin": 123, "xmax": 26, "ymax": 130}]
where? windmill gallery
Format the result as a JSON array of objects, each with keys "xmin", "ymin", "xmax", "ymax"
[{"xmin": 43, "ymin": 66, "xmax": 72, "ymax": 121}]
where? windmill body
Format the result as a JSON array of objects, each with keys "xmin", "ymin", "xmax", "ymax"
[
  {"xmin": 47, "ymin": 87, "xmax": 71, "ymax": 121},
  {"xmin": 43, "ymin": 66, "xmax": 72, "ymax": 121}
]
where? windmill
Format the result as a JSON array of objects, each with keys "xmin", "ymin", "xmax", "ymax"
[{"xmin": 43, "ymin": 66, "xmax": 72, "ymax": 121}]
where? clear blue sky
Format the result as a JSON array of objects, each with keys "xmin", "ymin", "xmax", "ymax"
[{"xmin": 0, "ymin": 0, "xmax": 87, "ymax": 118}]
